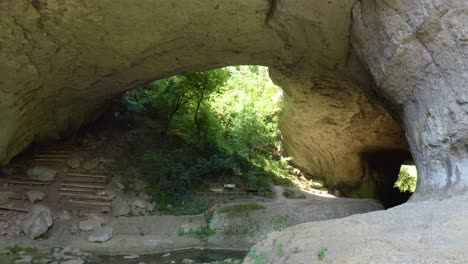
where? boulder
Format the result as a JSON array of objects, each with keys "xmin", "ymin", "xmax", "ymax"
[
  {"xmin": 112, "ymin": 198, "xmax": 130, "ymax": 217},
  {"xmin": 22, "ymin": 205, "xmax": 52, "ymax": 239},
  {"xmin": 131, "ymin": 199, "xmax": 147, "ymax": 209},
  {"xmin": 27, "ymin": 167, "xmax": 56, "ymax": 182},
  {"xmin": 88, "ymin": 226, "xmax": 113, "ymax": 243},
  {"xmin": 26, "ymin": 190, "xmax": 45, "ymax": 203}
]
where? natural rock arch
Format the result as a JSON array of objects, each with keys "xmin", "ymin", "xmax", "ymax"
[{"xmin": 0, "ymin": 0, "xmax": 466, "ymax": 201}]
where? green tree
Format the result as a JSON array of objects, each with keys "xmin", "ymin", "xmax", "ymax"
[{"xmin": 183, "ymin": 69, "xmax": 230, "ymax": 140}]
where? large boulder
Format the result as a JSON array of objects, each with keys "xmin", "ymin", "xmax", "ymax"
[{"xmin": 22, "ymin": 205, "xmax": 53, "ymax": 239}]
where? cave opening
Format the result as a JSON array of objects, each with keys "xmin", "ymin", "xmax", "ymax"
[{"xmin": 360, "ymin": 150, "xmax": 417, "ymax": 208}]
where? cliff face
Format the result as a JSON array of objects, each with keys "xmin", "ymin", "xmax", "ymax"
[{"xmin": 1, "ymin": 0, "xmax": 466, "ymax": 200}]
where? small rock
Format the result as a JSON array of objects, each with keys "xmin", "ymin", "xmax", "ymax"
[
  {"xmin": 132, "ymin": 199, "xmax": 147, "ymax": 209},
  {"xmin": 58, "ymin": 210, "xmax": 72, "ymax": 221},
  {"xmin": 66, "ymin": 157, "xmax": 81, "ymax": 169},
  {"xmin": 82, "ymin": 159, "xmax": 99, "ymax": 171},
  {"xmin": 104, "ymin": 189, "xmax": 117, "ymax": 199},
  {"xmin": 27, "ymin": 167, "xmax": 56, "ymax": 182},
  {"xmin": 161, "ymin": 252, "xmax": 171, "ymax": 257},
  {"xmin": 26, "ymin": 190, "xmax": 45, "ymax": 203},
  {"xmin": 78, "ymin": 219, "xmax": 103, "ymax": 232},
  {"xmin": 61, "ymin": 259, "xmax": 84, "ymax": 264},
  {"xmin": 22, "ymin": 205, "xmax": 52, "ymax": 239},
  {"xmin": 100, "ymin": 206, "xmax": 111, "ymax": 213},
  {"xmin": 123, "ymin": 254, "xmax": 140, "ymax": 259},
  {"xmin": 181, "ymin": 259, "xmax": 195, "ymax": 264},
  {"xmin": 88, "ymin": 226, "xmax": 113, "ymax": 242},
  {"xmin": 111, "ymin": 198, "xmax": 130, "ymax": 216},
  {"xmin": 0, "ymin": 191, "xmax": 14, "ymax": 204}
]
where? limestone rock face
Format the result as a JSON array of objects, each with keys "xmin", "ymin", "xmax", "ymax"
[
  {"xmin": 0, "ymin": 0, "xmax": 466, "ymax": 199},
  {"xmin": 351, "ymin": 0, "xmax": 468, "ymax": 199}
]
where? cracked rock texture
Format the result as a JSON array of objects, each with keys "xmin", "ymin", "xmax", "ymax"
[{"xmin": 0, "ymin": 0, "xmax": 466, "ymax": 200}]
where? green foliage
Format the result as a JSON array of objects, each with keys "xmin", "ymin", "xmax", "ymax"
[
  {"xmin": 179, "ymin": 212, "xmax": 216, "ymax": 243},
  {"xmin": 246, "ymin": 249, "xmax": 268, "ymax": 264},
  {"xmin": 317, "ymin": 247, "xmax": 328, "ymax": 261},
  {"xmin": 276, "ymin": 243, "xmax": 284, "ymax": 257},
  {"xmin": 122, "ymin": 66, "xmax": 296, "ymax": 214},
  {"xmin": 219, "ymin": 203, "xmax": 266, "ymax": 216},
  {"xmin": 394, "ymin": 166, "xmax": 417, "ymax": 193},
  {"xmin": 37, "ymin": 231, "xmax": 50, "ymax": 240},
  {"xmin": 283, "ymin": 188, "xmax": 306, "ymax": 199},
  {"xmin": 6, "ymin": 245, "xmax": 37, "ymax": 254}
]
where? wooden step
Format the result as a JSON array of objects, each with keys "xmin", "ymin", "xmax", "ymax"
[
  {"xmin": 0, "ymin": 206, "xmax": 28, "ymax": 213},
  {"xmin": 0, "ymin": 180, "xmax": 50, "ymax": 186},
  {"xmin": 67, "ymin": 200, "xmax": 111, "ymax": 206},
  {"xmin": 59, "ymin": 193, "xmax": 112, "ymax": 201},
  {"xmin": 63, "ymin": 178, "xmax": 105, "ymax": 184},
  {"xmin": 61, "ymin": 183, "xmax": 104, "ymax": 189},
  {"xmin": 59, "ymin": 188, "xmax": 104, "ymax": 194},
  {"xmin": 66, "ymin": 173, "xmax": 107, "ymax": 179}
]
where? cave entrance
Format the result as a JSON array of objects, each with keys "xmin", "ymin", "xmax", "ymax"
[{"xmin": 361, "ymin": 150, "xmax": 417, "ymax": 208}]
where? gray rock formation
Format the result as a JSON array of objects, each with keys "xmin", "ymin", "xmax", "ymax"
[
  {"xmin": 27, "ymin": 167, "xmax": 56, "ymax": 182},
  {"xmin": 21, "ymin": 205, "xmax": 52, "ymax": 239},
  {"xmin": 0, "ymin": 0, "xmax": 465, "ymax": 201}
]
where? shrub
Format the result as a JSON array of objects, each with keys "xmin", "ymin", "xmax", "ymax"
[{"xmin": 394, "ymin": 166, "xmax": 417, "ymax": 193}]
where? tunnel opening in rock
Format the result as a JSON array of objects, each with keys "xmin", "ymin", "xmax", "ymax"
[{"xmin": 360, "ymin": 150, "xmax": 416, "ymax": 208}]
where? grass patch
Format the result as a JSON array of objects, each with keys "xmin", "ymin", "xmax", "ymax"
[
  {"xmin": 6, "ymin": 245, "xmax": 38, "ymax": 254},
  {"xmin": 219, "ymin": 203, "xmax": 266, "ymax": 216},
  {"xmin": 246, "ymin": 249, "xmax": 268, "ymax": 264},
  {"xmin": 317, "ymin": 247, "xmax": 328, "ymax": 261},
  {"xmin": 179, "ymin": 212, "xmax": 216, "ymax": 243},
  {"xmin": 283, "ymin": 188, "xmax": 306, "ymax": 199}
]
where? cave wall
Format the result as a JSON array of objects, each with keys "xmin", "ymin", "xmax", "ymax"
[
  {"xmin": 0, "ymin": 0, "xmax": 465, "ymax": 200},
  {"xmin": 352, "ymin": 0, "xmax": 468, "ymax": 199}
]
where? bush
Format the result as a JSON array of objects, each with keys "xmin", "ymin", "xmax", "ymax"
[{"xmin": 394, "ymin": 166, "xmax": 417, "ymax": 193}]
